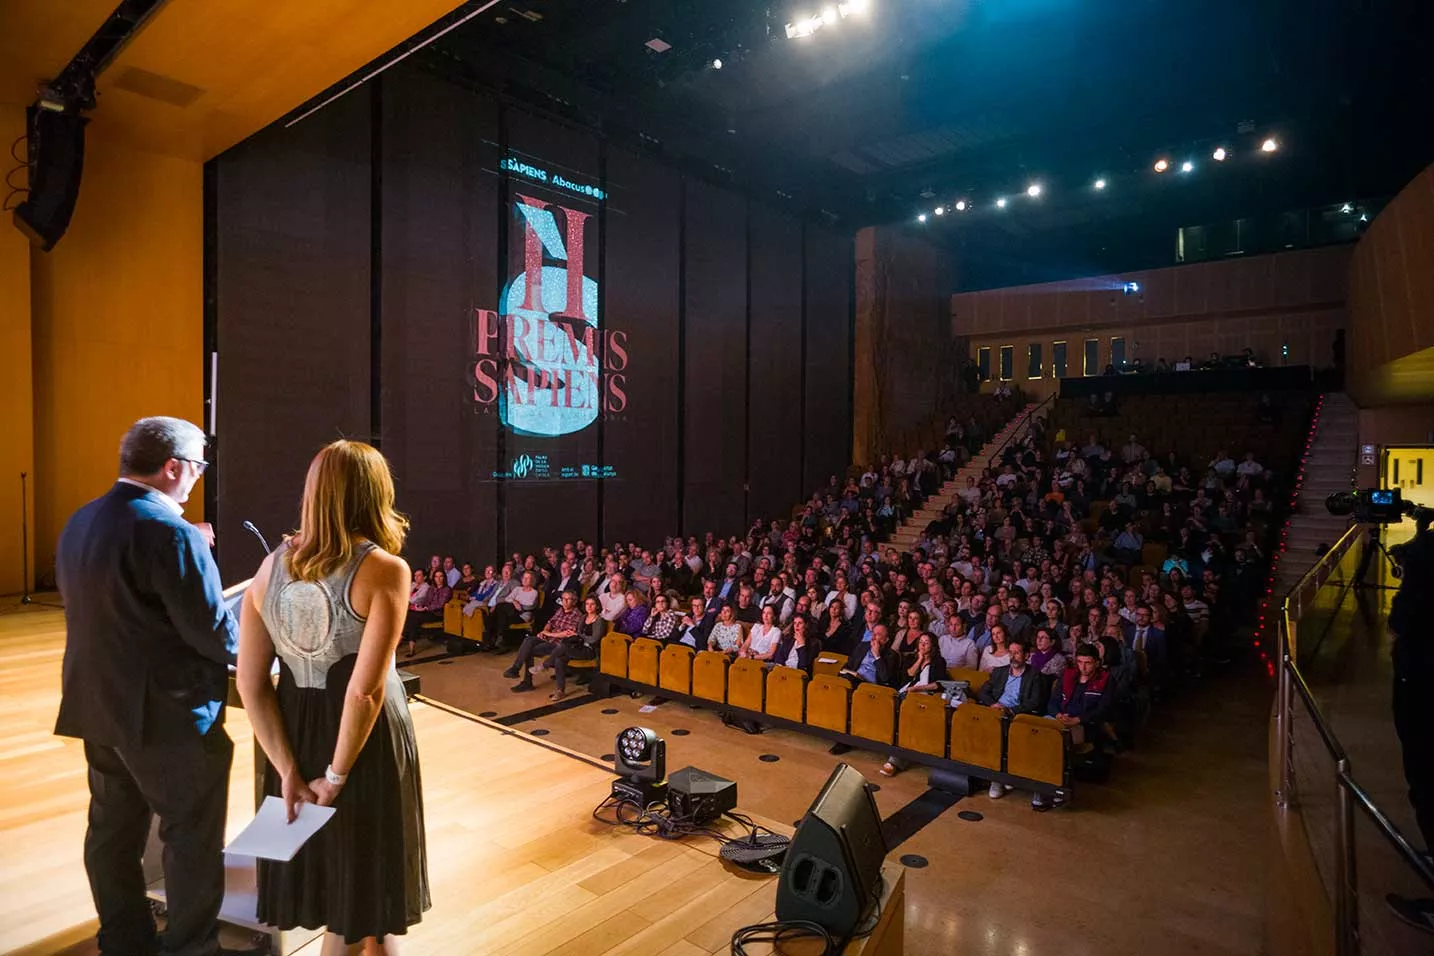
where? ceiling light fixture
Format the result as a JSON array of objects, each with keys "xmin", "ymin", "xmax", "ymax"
[
  {"xmin": 1026, "ymin": 183, "xmax": 1042, "ymax": 198},
  {"xmin": 917, "ymin": 213, "xmax": 927, "ymax": 223},
  {"xmin": 934, "ymin": 206, "xmax": 945, "ymax": 216},
  {"xmin": 955, "ymin": 200, "xmax": 967, "ymax": 211},
  {"xmin": 1261, "ymin": 137, "xmax": 1279, "ymax": 153},
  {"xmin": 711, "ymin": 58, "xmax": 723, "ymax": 69},
  {"xmin": 1212, "ymin": 146, "xmax": 1228, "ymax": 161},
  {"xmin": 785, "ymin": 0, "xmax": 869, "ymax": 39},
  {"xmin": 1153, "ymin": 158, "xmax": 1169, "ymax": 173},
  {"xmin": 1094, "ymin": 178, "xmax": 1107, "ymax": 190},
  {"xmin": 1180, "ymin": 160, "xmax": 1194, "ymax": 173},
  {"xmin": 995, "ymin": 197, "xmax": 1008, "ymax": 209}
]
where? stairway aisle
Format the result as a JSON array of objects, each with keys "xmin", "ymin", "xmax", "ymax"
[
  {"xmin": 1273, "ymin": 392, "xmax": 1359, "ymax": 600},
  {"xmin": 887, "ymin": 403, "xmax": 1039, "ymax": 553}
]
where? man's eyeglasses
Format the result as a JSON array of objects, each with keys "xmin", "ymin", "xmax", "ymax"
[{"xmin": 177, "ymin": 457, "xmax": 209, "ymax": 474}]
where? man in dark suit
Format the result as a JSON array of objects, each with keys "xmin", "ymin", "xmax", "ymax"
[
  {"xmin": 977, "ymin": 637, "xmax": 1049, "ymax": 802},
  {"xmin": 977, "ymin": 638, "xmax": 1047, "ymax": 717},
  {"xmin": 839, "ymin": 623, "xmax": 903, "ymax": 689},
  {"xmin": 1121, "ymin": 605, "xmax": 1167, "ymax": 683},
  {"xmin": 54, "ymin": 417, "xmax": 245, "ymax": 956}
]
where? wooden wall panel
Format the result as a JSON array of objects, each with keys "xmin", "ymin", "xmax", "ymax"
[{"xmin": 1348, "ymin": 164, "xmax": 1434, "ymax": 405}]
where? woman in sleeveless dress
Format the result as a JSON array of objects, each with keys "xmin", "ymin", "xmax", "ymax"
[{"xmin": 237, "ymin": 440, "xmax": 430, "ymax": 954}]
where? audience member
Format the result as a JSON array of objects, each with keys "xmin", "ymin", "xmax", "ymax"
[{"xmin": 505, "ymin": 589, "xmax": 581, "ymax": 691}]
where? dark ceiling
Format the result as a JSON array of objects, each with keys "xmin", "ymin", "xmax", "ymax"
[{"xmin": 422, "ymin": 0, "xmax": 1434, "ymax": 288}]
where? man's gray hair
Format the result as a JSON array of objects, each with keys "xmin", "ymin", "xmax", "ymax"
[{"xmin": 119, "ymin": 416, "xmax": 206, "ymax": 476}]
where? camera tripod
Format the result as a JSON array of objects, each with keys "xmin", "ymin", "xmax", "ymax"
[{"xmin": 1355, "ymin": 525, "xmax": 1405, "ymax": 592}]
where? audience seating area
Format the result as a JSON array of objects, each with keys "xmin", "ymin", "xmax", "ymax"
[
  {"xmin": 404, "ymin": 386, "xmax": 1307, "ymax": 812},
  {"xmin": 591, "ymin": 634, "xmax": 1071, "ymax": 798}
]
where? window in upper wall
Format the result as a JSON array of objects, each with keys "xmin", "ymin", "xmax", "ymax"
[
  {"xmin": 998, "ymin": 345, "xmax": 1014, "ymax": 381},
  {"xmin": 1083, "ymin": 338, "xmax": 1100, "ymax": 376},
  {"xmin": 1053, "ymin": 341, "xmax": 1068, "ymax": 378},
  {"xmin": 977, "ymin": 347, "xmax": 991, "ymax": 380},
  {"xmin": 1027, "ymin": 343, "xmax": 1043, "ymax": 379},
  {"xmin": 1111, "ymin": 336, "xmax": 1126, "ymax": 371}
]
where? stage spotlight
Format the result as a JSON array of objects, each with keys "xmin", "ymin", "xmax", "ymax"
[
  {"xmin": 1153, "ymin": 158, "xmax": 1169, "ymax": 173},
  {"xmin": 934, "ymin": 205, "xmax": 945, "ymax": 216},
  {"xmin": 1026, "ymin": 183, "xmax": 1042, "ymax": 198},
  {"xmin": 1340, "ymin": 202, "xmax": 1353, "ymax": 214},
  {"xmin": 1261, "ymin": 137, "xmax": 1279, "ymax": 153},
  {"xmin": 784, "ymin": 16, "xmax": 820, "ymax": 38},
  {"xmin": 1180, "ymin": 160, "xmax": 1194, "ymax": 174},
  {"xmin": 612, "ymin": 726, "xmax": 667, "ymax": 805},
  {"xmin": 916, "ymin": 213, "xmax": 927, "ymax": 223},
  {"xmin": 955, "ymin": 200, "xmax": 967, "ymax": 211},
  {"xmin": 1094, "ymin": 178, "xmax": 1107, "ymax": 190},
  {"xmin": 1212, "ymin": 147, "xmax": 1228, "ymax": 162},
  {"xmin": 711, "ymin": 58, "xmax": 723, "ymax": 69},
  {"xmin": 995, "ymin": 197, "xmax": 1007, "ymax": 209}
]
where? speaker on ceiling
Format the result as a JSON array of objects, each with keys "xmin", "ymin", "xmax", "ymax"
[
  {"xmin": 13, "ymin": 104, "xmax": 88, "ymax": 252},
  {"xmin": 775, "ymin": 762, "xmax": 887, "ymax": 938}
]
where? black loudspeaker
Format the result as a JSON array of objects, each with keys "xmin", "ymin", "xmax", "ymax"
[
  {"xmin": 13, "ymin": 105, "xmax": 88, "ymax": 251},
  {"xmin": 775, "ymin": 762, "xmax": 887, "ymax": 937}
]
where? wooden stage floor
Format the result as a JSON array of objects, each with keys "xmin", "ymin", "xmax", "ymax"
[{"xmin": 0, "ymin": 604, "xmax": 902, "ymax": 956}]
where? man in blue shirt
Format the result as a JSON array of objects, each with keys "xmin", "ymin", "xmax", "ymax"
[{"xmin": 975, "ymin": 639, "xmax": 1048, "ymax": 800}]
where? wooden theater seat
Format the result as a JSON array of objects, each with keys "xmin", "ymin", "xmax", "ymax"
[
  {"xmin": 950, "ymin": 702, "xmax": 1004, "ymax": 772},
  {"xmin": 659, "ymin": 644, "xmax": 695, "ymax": 696},
  {"xmin": 805, "ymin": 675, "xmax": 851, "ymax": 734},
  {"xmin": 898, "ymin": 693, "xmax": 949, "ymax": 758},
  {"xmin": 728, "ymin": 658, "xmax": 766, "ymax": 713},
  {"xmin": 692, "ymin": 651, "xmax": 729, "ymax": 704},
  {"xmin": 813, "ymin": 654, "xmax": 845, "ymax": 677},
  {"xmin": 1006, "ymin": 714, "xmax": 1068, "ymax": 787},
  {"xmin": 850, "ymin": 683, "xmax": 897, "ymax": 746},
  {"xmin": 629, "ymin": 638, "xmax": 662, "ymax": 686},
  {"xmin": 443, "ymin": 598, "xmax": 464, "ymax": 637},
  {"xmin": 947, "ymin": 666, "xmax": 989, "ymax": 697},
  {"xmin": 599, "ymin": 632, "xmax": 631, "ymax": 679},
  {"xmin": 503, "ymin": 591, "xmax": 544, "ymax": 638},
  {"xmin": 564, "ymin": 622, "xmax": 610, "ymax": 676},
  {"xmin": 460, "ymin": 606, "xmax": 485, "ymax": 643},
  {"xmin": 1141, "ymin": 541, "xmax": 1168, "ymax": 568},
  {"xmin": 765, "ymin": 666, "xmax": 807, "ymax": 723}
]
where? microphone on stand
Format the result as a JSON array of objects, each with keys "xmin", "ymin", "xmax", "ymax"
[{"xmin": 242, "ymin": 520, "xmax": 272, "ymax": 555}]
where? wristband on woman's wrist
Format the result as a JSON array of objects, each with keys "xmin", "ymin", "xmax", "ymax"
[{"xmin": 325, "ymin": 765, "xmax": 348, "ymax": 786}]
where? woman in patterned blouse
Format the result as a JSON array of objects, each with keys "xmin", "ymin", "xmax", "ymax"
[
  {"xmin": 640, "ymin": 592, "xmax": 683, "ymax": 642},
  {"xmin": 707, "ymin": 603, "xmax": 744, "ymax": 656}
]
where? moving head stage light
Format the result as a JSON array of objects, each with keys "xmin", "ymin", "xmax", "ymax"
[
  {"xmin": 612, "ymin": 726, "xmax": 666, "ymax": 806},
  {"xmin": 1326, "ymin": 488, "xmax": 1434, "ymax": 525}
]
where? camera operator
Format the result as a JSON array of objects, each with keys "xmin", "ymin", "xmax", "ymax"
[{"xmin": 1387, "ymin": 506, "xmax": 1434, "ymax": 932}]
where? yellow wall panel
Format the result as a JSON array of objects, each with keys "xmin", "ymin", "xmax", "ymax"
[
  {"xmin": 30, "ymin": 138, "xmax": 202, "ymax": 582},
  {"xmin": 0, "ymin": 105, "xmax": 35, "ymax": 594}
]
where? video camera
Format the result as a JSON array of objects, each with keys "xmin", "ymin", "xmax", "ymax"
[{"xmin": 1326, "ymin": 488, "xmax": 1434, "ymax": 526}]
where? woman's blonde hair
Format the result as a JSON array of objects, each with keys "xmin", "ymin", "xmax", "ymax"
[{"xmin": 286, "ymin": 440, "xmax": 409, "ymax": 582}]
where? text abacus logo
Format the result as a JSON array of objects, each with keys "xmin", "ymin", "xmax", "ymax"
[{"xmin": 471, "ymin": 195, "xmax": 628, "ymax": 437}]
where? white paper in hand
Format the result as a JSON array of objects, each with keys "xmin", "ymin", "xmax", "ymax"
[{"xmin": 225, "ymin": 796, "xmax": 335, "ymax": 862}]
